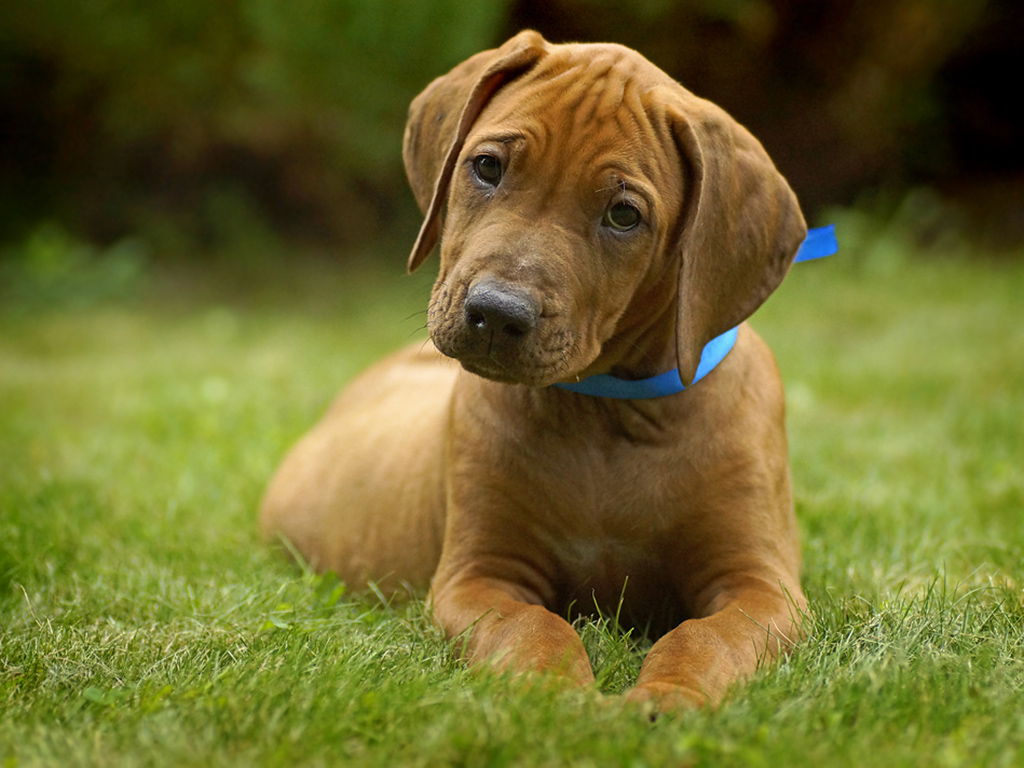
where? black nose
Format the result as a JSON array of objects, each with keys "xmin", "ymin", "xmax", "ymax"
[{"xmin": 463, "ymin": 281, "xmax": 539, "ymax": 339}]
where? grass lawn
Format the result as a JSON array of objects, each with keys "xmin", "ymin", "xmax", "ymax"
[{"xmin": 2, "ymin": 217, "xmax": 1024, "ymax": 767}]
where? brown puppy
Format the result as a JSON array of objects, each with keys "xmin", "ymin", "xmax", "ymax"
[{"xmin": 260, "ymin": 30, "xmax": 809, "ymax": 710}]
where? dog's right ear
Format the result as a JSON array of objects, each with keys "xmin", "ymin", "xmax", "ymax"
[{"xmin": 403, "ymin": 30, "xmax": 547, "ymax": 273}]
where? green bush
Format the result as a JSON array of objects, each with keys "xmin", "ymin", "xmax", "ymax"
[
  {"xmin": 0, "ymin": 223, "xmax": 148, "ymax": 308},
  {"xmin": 0, "ymin": 0, "xmax": 510, "ymax": 251}
]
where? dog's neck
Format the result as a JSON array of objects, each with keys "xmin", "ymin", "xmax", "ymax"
[
  {"xmin": 552, "ymin": 327, "xmax": 738, "ymax": 399},
  {"xmin": 552, "ymin": 226, "xmax": 837, "ymax": 400}
]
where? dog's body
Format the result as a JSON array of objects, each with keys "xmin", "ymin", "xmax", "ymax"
[{"xmin": 261, "ymin": 31, "xmax": 808, "ymax": 709}]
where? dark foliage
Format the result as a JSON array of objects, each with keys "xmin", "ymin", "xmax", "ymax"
[{"xmin": 0, "ymin": 0, "xmax": 1020, "ymax": 261}]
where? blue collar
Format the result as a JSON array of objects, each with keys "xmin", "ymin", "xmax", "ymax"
[{"xmin": 552, "ymin": 225, "xmax": 837, "ymax": 400}]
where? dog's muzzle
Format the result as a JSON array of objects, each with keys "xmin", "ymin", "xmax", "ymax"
[{"xmin": 430, "ymin": 277, "xmax": 574, "ymax": 385}]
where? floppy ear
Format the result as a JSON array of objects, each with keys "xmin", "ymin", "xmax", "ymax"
[
  {"xmin": 667, "ymin": 94, "xmax": 807, "ymax": 385},
  {"xmin": 403, "ymin": 30, "xmax": 547, "ymax": 273}
]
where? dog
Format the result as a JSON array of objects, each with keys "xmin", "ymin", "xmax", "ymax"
[{"xmin": 260, "ymin": 30, "xmax": 816, "ymax": 710}]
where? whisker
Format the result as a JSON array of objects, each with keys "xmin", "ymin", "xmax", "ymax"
[{"xmin": 403, "ymin": 308, "xmax": 429, "ymax": 323}]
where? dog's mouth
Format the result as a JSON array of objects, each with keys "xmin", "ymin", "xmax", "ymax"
[
  {"xmin": 440, "ymin": 343, "xmax": 579, "ymax": 388},
  {"xmin": 430, "ymin": 317, "xmax": 586, "ymax": 388},
  {"xmin": 457, "ymin": 357, "xmax": 531, "ymax": 385}
]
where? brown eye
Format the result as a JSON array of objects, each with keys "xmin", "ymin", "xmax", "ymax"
[
  {"xmin": 473, "ymin": 154, "xmax": 503, "ymax": 186},
  {"xmin": 603, "ymin": 202, "xmax": 641, "ymax": 231}
]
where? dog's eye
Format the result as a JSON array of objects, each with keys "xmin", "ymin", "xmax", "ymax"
[
  {"xmin": 473, "ymin": 154, "xmax": 503, "ymax": 186},
  {"xmin": 603, "ymin": 202, "xmax": 641, "ymax": 232}
]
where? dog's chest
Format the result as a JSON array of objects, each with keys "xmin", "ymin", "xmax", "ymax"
[
  {"xmin": 528, "ymin": 405, "xmax": 693, "ymax": 562},
  {"xmin": 551, "ymin": 466, "xmax": 687, "ymax": 615},
  {"xmin": 561, "ymin": 533, "xmax": 659, "ymax": 588}
]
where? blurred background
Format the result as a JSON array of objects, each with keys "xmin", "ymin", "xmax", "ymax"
[{"xmin": 1, "ymin": 0, "xmax": 1022, "ymax": 293}]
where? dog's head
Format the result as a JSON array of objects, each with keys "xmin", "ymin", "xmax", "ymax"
[{"xmin": 403, "ymin": 30, "xmax": 806, "ymax": 388}]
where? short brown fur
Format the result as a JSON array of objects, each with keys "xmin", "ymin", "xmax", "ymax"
[{"xmin": 261, "ymin": 31, "xmax": 808, "ymax": 710}]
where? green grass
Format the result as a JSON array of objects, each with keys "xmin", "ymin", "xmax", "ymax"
[{"xmin": 2, "ymin": 224, "xmax": 1024, "ymax": 767}]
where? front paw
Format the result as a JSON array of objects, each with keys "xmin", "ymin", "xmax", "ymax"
[{"xmin": 624, "ymin": 681, "xmax": 706, "ymax": 713}]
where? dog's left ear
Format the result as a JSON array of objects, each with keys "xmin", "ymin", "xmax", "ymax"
[
  {"xmin": 666, "ymin": 94, "xmax": 807, "ymax": 385},
  {"xmin": 403, "ymin": 31, "xmax": 548, "ymax": 273}
]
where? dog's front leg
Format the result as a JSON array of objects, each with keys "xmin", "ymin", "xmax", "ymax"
[
  {"xmin": 626, "ymin": 577, "xmax": 803, "ymax": 710},
  {"xmin": 430, "ymin": 575, "xmax": 595, "ymax": 687}
]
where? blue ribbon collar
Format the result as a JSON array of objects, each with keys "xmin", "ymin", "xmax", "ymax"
[{"xmin": 552, "ymin": 225, "xmax": 837, "ymax": 400}]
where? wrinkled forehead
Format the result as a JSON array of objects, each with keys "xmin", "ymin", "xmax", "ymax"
[{"xmin": 468, "ymin": 45, "xmax": 679, "ymax": 181}]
